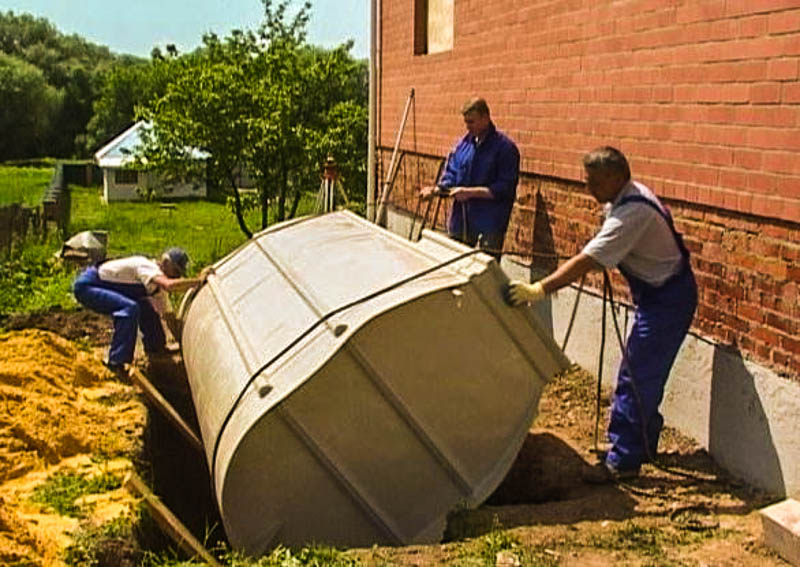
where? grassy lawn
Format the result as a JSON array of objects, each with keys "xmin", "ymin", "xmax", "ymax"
[
  {"xmin": 69, "ymin": 185, "xmax": 266, "ymax": 270},
  {"xmin": 0, "ymin": 184, "xmax": 321, "ymax": 317},
  {"xmin": 0, "ymin": 165, "xmax": 54, "ymax": 206}
]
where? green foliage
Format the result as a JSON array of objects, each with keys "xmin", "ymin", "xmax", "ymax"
[
  {"xmin": 0, "ymin": 165, "xmax": 53, "ymax": 206},
  {"xmin": 137, "ymin": 0, "xmax": 368, "ymax": 237},
  {"xmin": 0, "ymin": 10, "xmax": 119, "ymax": 159},
  {"xmin": 141, "ymin": 543, "xmax": 359, "ymax": 567},
  {"xmin": 0, "ymin": 52, "xmax": 62, "ymax": 159},
  {"xmin": 86, "ymin": 51, "xmax": 179, "ymax": 152},
  {"xmin": 63, "ymin": 516, "xmax": 139, "ymax": 566},
  {"xmin": 450, "ymin": 516, "xmax": 524, "ymax": 566},
  {"xmin": 30, "ymin": 470, "xmax": 122, "ymax": 518},
  {"xmin": 0, "ymin": 236, "xmax": 77, "ymax": 316},
  {"xmin": 473, "ymin": 517, "xmax": 520, "ymax": 565}
]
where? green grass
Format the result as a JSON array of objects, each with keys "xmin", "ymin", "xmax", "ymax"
[
  {"xmin": 0, "ymin": 184, "xmax": 322, "ymax": 317},
  {"xmin": 581, "ymin": 519, "xmax": 721, "ymax": 565},
  {"xmin": 30, "ymin": 470, "xmax": 122, "ymax": 518},
  {"xmin": 0, "ymin": 165, "xmax": 54, "ymax": 206},
  {"xmin": 69, "ymin": 185, "xmax": 318, "ymax": 272}
]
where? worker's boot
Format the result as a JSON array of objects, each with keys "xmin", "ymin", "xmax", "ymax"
[
  {"xmin": 103, "ymin": 360, "xmax": 129, "ymax": 381},
  {"xmin": 581, "ymin": 461, "xmax": 639, "ymax": 484}
]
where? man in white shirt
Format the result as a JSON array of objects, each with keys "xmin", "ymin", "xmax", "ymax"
[
  {"xmin": 508, "ymin": 147, "xmax": 697, "ymax": 481},
  {"xmin": 73, "ymin": 247, "xmax": 206, "ymax": 374}
]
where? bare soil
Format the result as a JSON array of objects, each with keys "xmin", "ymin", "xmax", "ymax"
[
  {"xmin": 1, "ymin": 307, "xmax": 112, "ymax": 345},
  {"xmin": 0, "ymin": 328, "xmax": 145, "ymax": 566},
  {"xmin": 352, "ymin": 366, "xmax": 788, "ymax": 566},
  {"xmin": 0, "ymin": 310, "xmax": 790, "ymax": 566}
]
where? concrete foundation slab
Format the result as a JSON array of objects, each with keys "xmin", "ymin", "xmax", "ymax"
[{"xmin": 760, "ymin": 498, "xmax": 800, "ymax": 566}]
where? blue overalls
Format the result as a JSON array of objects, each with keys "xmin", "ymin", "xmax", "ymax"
[
  {"xmin": 73, "ymin": 265, "xmax": 166, "ymax": 366},
  {"xmin": 605, "ymin": 196, "xmax": 698, "ymax": 473}
]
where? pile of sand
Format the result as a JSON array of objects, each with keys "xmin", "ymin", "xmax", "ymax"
[{"xmin": 0, "ymin": 329, "xmax": 145, "ymax": 565}]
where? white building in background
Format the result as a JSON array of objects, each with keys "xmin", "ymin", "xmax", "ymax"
[{"xmin": 93, "ymin": 121, "xmax": 207, "ymax": 202}]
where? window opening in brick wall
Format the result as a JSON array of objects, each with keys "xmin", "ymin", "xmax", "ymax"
[
  {"xmin": 414, "ymin": 0, "xmax": 453, "ymax": 55},
  {"xmin": 114, "ymin": 169, "xmax": 138, "ymax": 185}
]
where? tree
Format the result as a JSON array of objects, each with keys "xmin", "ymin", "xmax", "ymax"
[
  {"xmin": 0, "ymin": 10, "xmax": 118, "ymax": 157},
  {"xmin": 85, "ymin": 52, "xmax": 172, "ymax": 151},
  {"xmin": 0, "ymin": 53, "xmax": 61, "ymax": 160},
  {"xmin": 135, "ymin": 33, "xmax": 260, "ymax": 235},
  {"xmin": 137, "ymin": 0, "xmax": 368, "ymax": 237}
]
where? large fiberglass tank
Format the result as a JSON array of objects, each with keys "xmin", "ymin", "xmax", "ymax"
[{"xmin": 180, "ymin": 210, "xmax": 568, "ymax": 554}]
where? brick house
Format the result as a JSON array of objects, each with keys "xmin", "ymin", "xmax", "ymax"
[{"xmin": 369, "ymin": 1, "xmax": 800, "ymax": 497}]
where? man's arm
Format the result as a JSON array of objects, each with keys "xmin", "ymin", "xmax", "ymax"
[
  {"xmin": 486, "ymin": 141, "xmax": 520, "ymax": 201},
  {"xmin": 450, "ymin": 186, "xmax": 493, "ymax": 201},
  {"xmin": 151, "ymin": 266, "xmax": 213, "ymax": 293},
  {"xmin": 421, "ymin": 148, "xmax": 462, "ymax": 199},
  {"xmin": 151, "ymin": 274, "xmax": 202, "ymax": 293},
  {"xmin": 451, "ymin": 141, "xmax": 520, "ymax": 202},
  {"xmin": 507, "ymin": 253, "xmax": 602, "ymax": 305},
  {"xmin": 540, "ymin": 253, "xmax": 601, "ymax": 294}
]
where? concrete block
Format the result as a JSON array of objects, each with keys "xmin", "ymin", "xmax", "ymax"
[{"xmin": 760, "ymin": 498, "xmax": 800, "ymax": 566}]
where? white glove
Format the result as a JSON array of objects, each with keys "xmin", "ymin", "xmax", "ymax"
[{"xmin": 507, "ymin": 281, "xmax": 546, "ymax": 305}]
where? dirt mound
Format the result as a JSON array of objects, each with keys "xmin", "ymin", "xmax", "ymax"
[
  {"xmin": 0, "ymin": 329, "xmax": 140, "ymax": 482},
  {"xmin": 0, "ymin": 329, "xmax": 145, "ymax": 565},
  {"xmin": 1, "ymin": 308, "xmax": 112, "ymax": 346},
  {"xmin": 0, "ymin": 494, "xmax": 38, "ymax": 564}
]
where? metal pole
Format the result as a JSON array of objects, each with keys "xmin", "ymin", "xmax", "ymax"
[
  {"xmin": 375, "ymin": 88, "xmax": 415, "ymax": 225},
  {"xmin": 366, "ymin": 0, "xmax": 379, "ymax": 221}
]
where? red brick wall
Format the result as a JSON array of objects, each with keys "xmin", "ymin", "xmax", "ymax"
[
  {"xmin": 376, "ymin": 1, "xmax": 800, "ymax": 379},
  {"xmin": 378, "ymin": 1, "xmax": 800, "ymax": 223},
  {"xmin": 381, "ymin": 151, "xmax": 800, "ymax": 379}
]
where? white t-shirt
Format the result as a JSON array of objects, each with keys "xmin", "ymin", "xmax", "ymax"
[
  {"xmin": 582, "ymin": 181, "xmax": 683, "ymax": 287},
  {"xmin": 98, "ymin": 256, "xmax": 171, "ymax": 314}
]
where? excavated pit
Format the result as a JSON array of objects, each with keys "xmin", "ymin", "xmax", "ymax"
[{"xmin": 139, "ymin": 357, "xmax": 590, "ymax": 554}]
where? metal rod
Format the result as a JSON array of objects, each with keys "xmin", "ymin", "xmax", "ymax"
[
  {"xmin": 409, "ymin": 156, "xmax": 447, "ymax": 240},
  {"xmin": 375, "ymin": 88, "xmax": 415, "ymax": 224}
]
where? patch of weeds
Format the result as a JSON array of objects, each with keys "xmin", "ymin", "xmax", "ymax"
[
  {"xmin": 0, "ymin": 237, "xmax": 77, "ymax": 316},
  {"xmin": 515, "ymin": 543, "xmax": 561, "ymax": 567},
  {"xmin": 63, "ymin": 516, "xmax": 140, "ymax": 566},
  {"xmin": 141, "ymin": 543, "xmax": 359, "ymax": 566},
  {"xmin": 262, "ymin": 544, "xmax": 360, "ymax": 566},
  {"xmin": 30, "ymin": 470, "xmax": 122, "ymax": 518},
  {"xmin": 584, "ymin": 518, "xmax": 724, "ymax": 564},
  {"xmin": 585, "ymin": 521, "xmax": 667, "ymax": 560},
  {"xmin": 456, "ymin": 516, "xmax": 522, "ymax": 566}
]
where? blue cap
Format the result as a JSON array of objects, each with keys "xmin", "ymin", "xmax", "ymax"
[{"xmin": 165, "ymin": 247, "xmax": 189, "ymax": 276}]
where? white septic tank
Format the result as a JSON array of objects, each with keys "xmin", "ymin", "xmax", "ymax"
[{"xmin": 181, "ymin": 211, "xmax": 568, "ymax": 554}]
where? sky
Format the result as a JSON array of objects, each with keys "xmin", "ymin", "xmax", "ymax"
[{"xmin": 2, "ymin": 0, "xmax": 368, "ymax": 59}]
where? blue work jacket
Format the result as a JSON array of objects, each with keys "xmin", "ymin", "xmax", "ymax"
[{"xmin": 438, "ymin": 122, "xmax": 520, "ymax": 243}]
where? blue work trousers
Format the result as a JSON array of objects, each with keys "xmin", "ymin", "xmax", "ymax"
[
  {"xmin": 73, "ymin": 266, "xmax": 165, "ymax": 366},
  {"xmin": 605, "ymin": 265, "xmax": 697, "ymax": 472}
]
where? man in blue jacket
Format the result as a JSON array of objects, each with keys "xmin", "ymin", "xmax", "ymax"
[{"xmin": 420, "ymin": 97, "xmax": 520, "ymax": 258}]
